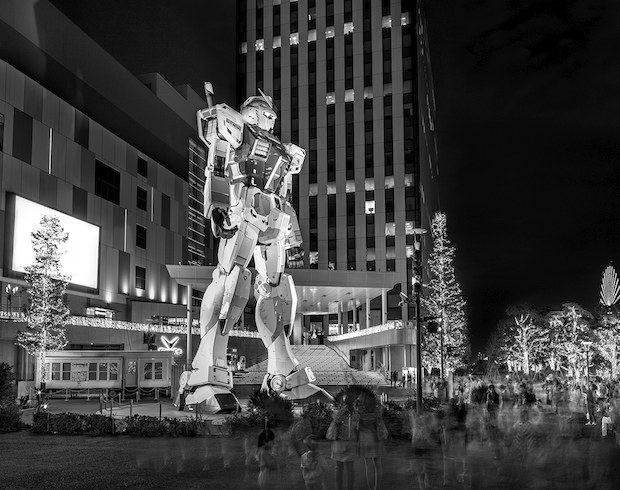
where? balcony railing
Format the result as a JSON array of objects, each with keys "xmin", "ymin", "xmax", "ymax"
[
  {"xmin": 327, "ymin": 320, "xmax": 410, "ymax": 342},
  {"xmin": 0, "ymin": 310, "xmax": 261, "ymax": 339}
]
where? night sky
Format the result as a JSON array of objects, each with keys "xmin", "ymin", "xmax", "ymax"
[
  {"xmin": 49, "ymin": 0, "xmax": 620, "ymax": 356},
  {"xmin": 425, "ymin": 0, "xmax": 620, "ymax": 354}
]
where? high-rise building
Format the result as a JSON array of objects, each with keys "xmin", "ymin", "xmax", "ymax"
[{"xmin": 237, "ymin": 0, "xmax": 421, "ymax": 332}]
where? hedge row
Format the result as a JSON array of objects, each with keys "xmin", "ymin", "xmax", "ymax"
[{"xmin": 32, "ymin": 412, "xmax": 206, "ymax": 437}]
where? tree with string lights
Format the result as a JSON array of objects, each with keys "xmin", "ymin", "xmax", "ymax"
[
  {"xmin": 499, "ymin": 304, "xmax": 546, "ymax": 374},
  {"xmin": 545, "ymin": 303, "xmax": 593, "ymax": 380},
  {"xmin": 422, "ymin": 212, "xmax": 469, "ymax": 373},
  {"xmin": 15, "ymin": 216, "xmax": 70, "ymax": 387}
]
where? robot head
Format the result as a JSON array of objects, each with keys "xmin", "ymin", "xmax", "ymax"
[{"xmin": 241, "ymin": 89, "xmax": 277, "ymax": 132}]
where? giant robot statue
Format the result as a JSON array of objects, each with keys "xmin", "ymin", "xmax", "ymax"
[{"xmin": 177, "ymin": 84, "xmax": 322, "ymax": 412}]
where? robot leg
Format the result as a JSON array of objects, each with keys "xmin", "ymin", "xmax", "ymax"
[
  {"xmin": 181, "ymin": 265, "xmax": 251, "ymax": 413},
  {"xmin": 254, "ymin": 247, "xmax": 330, "ymax": 400}
]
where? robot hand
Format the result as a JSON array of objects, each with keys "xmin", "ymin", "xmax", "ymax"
[
  {"xmin": 212, "ymin": 208, "xmax": 238, "ymax": 239},
  {"xmin": 286, "ymin": 246, "xmax": 305, "ymax": 269}
]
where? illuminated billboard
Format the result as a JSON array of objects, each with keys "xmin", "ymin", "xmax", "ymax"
[{"xmin": 11, "ymin": 195, "xmax": 100, "ymax": 289}]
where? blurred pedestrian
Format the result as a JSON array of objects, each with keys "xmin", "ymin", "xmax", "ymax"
[
  {"xmin": 585, "ymin": 383, "xmax": 597, "ymax": 426},
  {"xmin": 327, "ymin": 394, "xmax": 359, "ymax": 490},
  {"xmin": 256, "ymin": 428, "xmax": 278, "ymax": 490},
  {"xmin": 300, "ymin": 435, "xmax": 326, "ymax": 490},
  {"xmin": 356, "ymin": 392, "xmax": 387, "ymax": 490}
]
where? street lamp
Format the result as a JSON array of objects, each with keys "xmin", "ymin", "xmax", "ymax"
[
  {"xmin": 581, "ymin": 340, "xmax": 592, "ymax": 386},
  {"xmin": 412, "ymin": 227, "xmax": 427, "ymax": 415}
]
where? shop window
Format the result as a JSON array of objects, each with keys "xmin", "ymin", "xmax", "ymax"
[
  {"xmin": 89, "ymin": 362, "xmax": 97, "ymax": 380},
  {"xmin": 144, "ymin": 362, "xmax": 163, "ymax": 380},
  {"xmin": 51, "ymin": 362, "xmax": 61, "ymax": 381},
  {"xmin": 99, "ymin": 363, "xmax": 108, "ymax": 381},
  {"xmin": 62, "ymin": 363, "xmax": 71, "ymax": 381}
]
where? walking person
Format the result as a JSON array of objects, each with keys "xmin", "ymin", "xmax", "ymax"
[
  {"xmin": 585, "ymin": 383, "xmax": 597, "ymax": 426},
  {"xmin": 300, "ymin": 435, "xmax": 326, "ymax": 490},
  {"xmin": 484, "ymin": 384, "xmax": 502, "ymax": 460},
  {"xmin": 327, "ymin": 393, "xmax": 359, "ymax": 490},
  {"xmin": 256, "ymin": 428, "xmax": 278, "ymax": 490},
  {"xmin": 356, "ymin": 392, "xmax": 388, "ymax": 490}
]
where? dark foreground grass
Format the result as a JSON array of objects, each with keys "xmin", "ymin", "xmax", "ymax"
[{"xmin": 2, "ymin": 417, "xmax": 620, "ymax": 490}]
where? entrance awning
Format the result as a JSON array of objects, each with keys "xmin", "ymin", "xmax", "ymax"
[{"xmin": 166, "ymin": 265, "xmax": 402, "ymax": 314}]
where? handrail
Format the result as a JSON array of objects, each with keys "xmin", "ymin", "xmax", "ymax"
[
  {"xmin": 327, "ymin": 320, "xmax": 407, "ymax": 342},
  {"xmin": 323, "ymin": 339, "xmax": 351, "ymax": 366}
]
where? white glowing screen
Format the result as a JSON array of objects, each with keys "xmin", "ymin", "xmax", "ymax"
[{"xmin": 12, "ymin": 196, "xmax": 100, "ymax": 289}]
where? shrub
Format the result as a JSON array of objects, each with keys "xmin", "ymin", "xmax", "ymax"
[
  {"xmin": 124, "ymin": 415, "xmax": 167, "ymax": 437},
  {"xmin": 0, "ymin": 404, "xmax": 21, "ymax": 432},
  {"xmin": 300, "ymin": 401, "xmax": 332, "ymax": 439},
  {"xmin": 0, "ymin": 363, "xmax": 16, "ymax": 407},
  {"xmin": 381, "ymin": 403, "xmax": 410, "ymax": 440},
  {"xmin": 403, "ymin": 396, "xmax": 442, "ymax": 412},
  {"xmin": 247, "ymin": 389, "xmax": 294, "ymax": 428},
  {"xmin": 162, "ymin": 417, "xmax": 198, "ymax": 437},
  {"xmin": 82, "ymin": 414, "xmax": 114, "ymax": 436}
]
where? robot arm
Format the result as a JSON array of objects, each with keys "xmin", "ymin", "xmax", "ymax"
[
  {"xmin": 278, "ymin": 174, "xmax": 304, "ymax": 269},
  {"xmin": 279, "ymin": 144, "xmax": 306, "ymax": 269},
  {"xmin": 284, "ymin": 143, "xmax": 305, "ymax": 175},
  {"xmin": 197, "ymin": 83, "xmax": 244, "ymax": 237}
]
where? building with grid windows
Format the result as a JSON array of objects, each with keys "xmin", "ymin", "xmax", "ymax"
[{"xmin": 236, "ymin": 0, "xmax": 428, "ymax": 371}]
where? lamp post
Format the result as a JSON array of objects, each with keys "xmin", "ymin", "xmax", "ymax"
[
  {"xmin": 412, "ymin": 228, "xmax": 427, "ymax": 415},
  {"xmin": 582, "ymin": 340, "xmax": 592, "ymax": 386}
]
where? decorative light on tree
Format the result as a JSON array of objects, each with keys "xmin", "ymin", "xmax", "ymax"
[
  {"xmin": 600, "ymin": 264, "xmax": 620, "ymax": 309},
  {"xmin": 421, "ymin": 212, "xmax": 469, "ymax": 374},
  {"xmin": 595, "ymin": 264, "xmax": 620, "ymax": 377},
  {"xmin": 15, "ymin": 215, "xmax": 70, "ymax": 387},
  {"xmin": 500, "ymin": 305, "xmax": 545, "ymax": 375},
  {"xmin": 546, "ymin": 303, "xmax": 593, "ymax": 380}
]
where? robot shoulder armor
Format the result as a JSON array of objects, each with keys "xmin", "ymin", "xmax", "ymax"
[{"xmin": 215, "ymin": 103, "xmax": 245, "ymax": 148}]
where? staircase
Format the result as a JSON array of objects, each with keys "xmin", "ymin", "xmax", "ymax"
[{"xmin": 233, "ymin": 345, "xmax": 389, "ymax": 387}]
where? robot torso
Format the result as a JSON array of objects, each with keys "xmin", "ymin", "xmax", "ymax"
[{"xmin": 229, "ymin": 124, "xmax": 291, "ymax": 194}]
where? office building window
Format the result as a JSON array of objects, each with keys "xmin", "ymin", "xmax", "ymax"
[
  {"xmin": 137, "ymin": 186, "xmax": 147, "ymax": 211},
  {"xmin": 273, "ymin": 4, "xmax": 280, "ymax": 36},
  {"xmin": 290, "ymin": 1, "xmax": 298, "ymax": 33},
  {"xmin": 135, "ymin": 266, "xmax": 146, "ymax": 290},
  {"xmin": 137, "ymin": 156, "xmax": 148, "ymax": 178},
  {"xmin": 308, "ymin": 0, "xmax": 316, "ymax": 29},
  {"xmin": 13, "ymin": 109, "xmax": 33, "ymax": 164},
  {"xmin": 136, "ymin": 225, "xmax": 147, "ymax": 249},
  {"xmin": 326, "ymin": 0, "xmax": 334, "ymax": 26},
  {"xmin": 0, "ymin": 113, "xmax": 4, "ymax": 151},
  {"xmin": 256, "ymin": 5, "xmax": 263, "ymax": 38},
  {"xmin": 74, "ymin": 111, "xmax": 89, "ymax": 148},
  {"xmin": 95, "ymin": 160, "xmax": 120, "ymax": 205}
]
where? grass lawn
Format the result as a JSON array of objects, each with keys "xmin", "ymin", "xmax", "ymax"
[{"xmin": 0, "ymin": 431, "xmax": 303, "ymax": 489}]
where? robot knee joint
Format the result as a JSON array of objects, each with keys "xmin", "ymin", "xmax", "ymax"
[{"xmin": 256, "ymin": 280, "xmax": 272, "ymax": 298}]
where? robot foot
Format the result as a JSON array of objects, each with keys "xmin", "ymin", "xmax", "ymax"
[
  {"xmin": 262, "ymin": 368, "xmax": 334, "ymax": 402},
  {"xmin": 184, "ymin": 385, "xmax": 240, "ymax": 414},
  {"xmin": 284, "ymin": 383, "xmax": 334, "ymax": 402}
]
